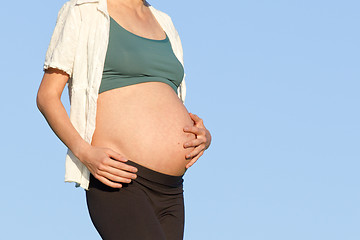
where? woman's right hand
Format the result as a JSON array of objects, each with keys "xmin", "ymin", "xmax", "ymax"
[{"xmin": 80, "ymin": 145, "xmax": 138, "ymax": 188}]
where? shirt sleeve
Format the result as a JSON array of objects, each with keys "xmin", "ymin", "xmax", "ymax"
[
  {"xmin": 43, "ymin": 1, "xmax": 81, "ymax": 80},
  {"xmin": 167, "ymin": 15, "xmax": 187, "ymax": 103}
]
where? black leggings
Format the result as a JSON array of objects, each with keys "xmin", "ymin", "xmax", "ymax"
[{"xmin": 85, "ymin": 160, "xmax": 185, "ymax": 240}]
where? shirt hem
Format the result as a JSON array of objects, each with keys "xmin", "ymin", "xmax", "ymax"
[{"xmin": 43, "ymin": 62, "xmax": 72, "ymax": 78}]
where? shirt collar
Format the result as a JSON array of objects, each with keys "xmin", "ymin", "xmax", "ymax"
[
  {"xmin": 75, "ymin": 0, "xmax": 108, "ymax": 16},
  {"xmin": 75, "ymin": 0, "xmax": 99, "ymax": 4},
  {"xmin": 75, "ymin": 0, "xmax": 152, "ymax": 17}
]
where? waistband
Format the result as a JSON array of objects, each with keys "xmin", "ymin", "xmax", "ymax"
[{"xmin": 126, "ymin": 160, "xmax": 184, "ymax": 188}]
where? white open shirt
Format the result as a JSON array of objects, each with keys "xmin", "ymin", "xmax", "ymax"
[{"xmin": 43, "ymin": 0, "xmax": 187, "ymax": 190}]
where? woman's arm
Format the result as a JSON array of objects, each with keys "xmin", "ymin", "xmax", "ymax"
[{"xmin": 36, "ymin": 68, "xmax": 138, "ymax": 188}]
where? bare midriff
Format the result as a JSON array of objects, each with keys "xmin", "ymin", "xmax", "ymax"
[{"xmin": 91, "ymin": 82, "xmax": 196, "ymax": 176}]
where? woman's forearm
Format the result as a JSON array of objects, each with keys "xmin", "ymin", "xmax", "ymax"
[{"xmin": 36, "ymin": 95, "xmax": 91, "ymax": 162}]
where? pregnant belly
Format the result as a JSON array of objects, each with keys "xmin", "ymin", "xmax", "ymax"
[{"xmin": 91, "ymin": 82, "xmax": 196, "ymax": 176}]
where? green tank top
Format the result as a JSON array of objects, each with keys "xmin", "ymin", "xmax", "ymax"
[{"xmin": 99, "ymin": 16, "xmax": 185, "ymax": 94}]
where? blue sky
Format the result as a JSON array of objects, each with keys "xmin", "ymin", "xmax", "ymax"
[{"xmin": 1, "ymin": 0, "xmax": 359, "ymax": 239}]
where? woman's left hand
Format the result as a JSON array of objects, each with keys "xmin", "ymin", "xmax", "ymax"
[{"xmin": 183, "ymin": 113, "xmax": 212, "ymax": 169}]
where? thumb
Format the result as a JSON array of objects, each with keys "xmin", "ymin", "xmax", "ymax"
[{"xmin": 190, "ymin": 113, "xmax": 204, "ymax": 127}]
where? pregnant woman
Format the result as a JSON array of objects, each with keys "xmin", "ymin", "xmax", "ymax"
[{"xmin": 36, "ymin": 0, "xmax": 211, "ymax": 239}]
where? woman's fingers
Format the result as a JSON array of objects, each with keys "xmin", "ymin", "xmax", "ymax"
[
  {"xmin": 183, "ymin": 126, "xmax": 205, "ymax": 136},
  {"xmin": 104, "ymin": 147, "xmax": 138, "ymax": 176},
  {"xmin": 183, "ymin": 138, "xmax": 204, "ymax": 148},
  {"xmin": 189, "ymin": 112, "xmax": 203, "ymax": 125},
  {"xmin": 185, "ymin": 144, "xmax": 205, "ymax": 159},
  {"xmin": 95, "ymin": 174, "xmax": 123, "ymax": 188},
  {"xmin": 186, "ymin": 113, "xmax": 211, "ymax": 150},
  {"xmin": 99, "ymin": 170, "xmax": 134, "ymax": 184},
  {"xmin": 106, "ymin": 161, "xmax": 138, "ymax": 180},
  {"xmin": 94, "ymin": 160, "xmax": 137, "ymax": 188},
  {"xmin": 106, "ymin": 157, "xmax": 138, "ymax": 173},
  {"xmin": 105, "ymin": 148, "xmax": 129, "ymax": 162},
  {"xmin": 186, "ymin": 151, "xmax": 204, "ymax": 169},
  {"xmin": 182, "ymin": 113, "xmax": 210, "ymax": 167},
  {"xmin": 87, "ymin": 146, "xmax": 139, "ymax": 188}
]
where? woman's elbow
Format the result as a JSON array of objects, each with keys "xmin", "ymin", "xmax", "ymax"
[
  {"xmin": 36, "ymin": 90, "xmax": 46, "ymax": 113},
  {"xmin": 36, "ymin": 68, "xmax": 69, "ymax": 112}
]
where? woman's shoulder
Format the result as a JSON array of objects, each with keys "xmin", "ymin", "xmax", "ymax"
[{"xmin": 54, "ymin": 0, "xmax": 102, "ymax": 25}]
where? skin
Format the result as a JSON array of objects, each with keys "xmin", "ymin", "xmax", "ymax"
[
  {"xmin": 36, "ymin": 0, "xmax": 211, "ymax": 189},
  {"xmin": 106, "ymin": 0, "xmax": 212, "ymax": 168},
  {"xmin": 183, "ymin": 113, "xmax": 212, "ymax": 169}
]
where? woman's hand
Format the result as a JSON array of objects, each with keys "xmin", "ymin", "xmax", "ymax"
[
  {"xmin": 79, "ymin": 146, "xmax": 138, "ymax": 188},
  {"xmin": 183, "ymin": 113, "xmax": 212, "ymax": 169}
]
